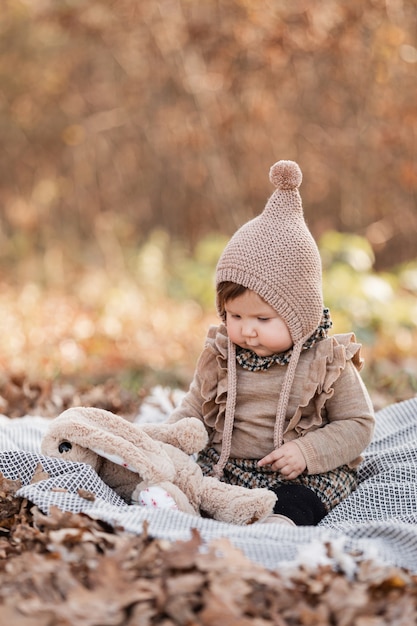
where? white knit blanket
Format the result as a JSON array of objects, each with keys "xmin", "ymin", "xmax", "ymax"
[{"xmin": 1, "ymin": 397, "xmax": 417, "ymax": 574}]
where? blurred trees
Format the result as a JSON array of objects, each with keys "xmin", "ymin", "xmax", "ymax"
[{"xmin": 0, "ymin": 0, "xmax": 416, "ymax": 281}]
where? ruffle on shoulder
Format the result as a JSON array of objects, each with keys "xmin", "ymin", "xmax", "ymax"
[
  {"xmin": 284, "ymin": 333, "xmax": 364, "ymax": 437},
  {"xmin": 334, "ymin": 332, "xmax": 364, "ymax": 369},
  {"xmin": 198, "ymin": 324, "xmax": 229, "ymax": 439}
]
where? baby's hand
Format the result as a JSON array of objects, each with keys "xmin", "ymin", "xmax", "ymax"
[{"xmin": 258, "ymin": 442, "xmax": 307, "ymax": 479}]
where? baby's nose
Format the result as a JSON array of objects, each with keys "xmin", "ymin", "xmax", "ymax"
[{"xmin": 242, "ymin": 321, "xmax": 257, "ymax": 337}]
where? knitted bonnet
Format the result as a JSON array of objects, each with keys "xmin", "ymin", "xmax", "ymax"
[{"xmin": 214, "ymin": 160, "xmax": 324, "ymax": 476}]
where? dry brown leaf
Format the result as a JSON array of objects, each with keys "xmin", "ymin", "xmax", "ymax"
[
  {"xmin": 29, "ymin": 463, "xmax": 50, "ymax": 484},
  {"xmin": 161, "ymin": 526, "xmax": 203, "ymax": 569},
  {"xmin": 165, "ymin": 571, "xmax": 205, "ymax": 596},
  {"xmin": 0, "ymin": 472, "xmax": 22, "ymax": 497},
  {"xmin": 0, "ymin": 473, "xmax": 24, "ymax": 530},
  {"xmin": 77, "ymin": 488, "xmax": 96, "ymax": 501}
]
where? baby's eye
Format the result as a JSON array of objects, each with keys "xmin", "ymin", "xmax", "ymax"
[{"xmin": 258, "ymin": 317, "xmax": 270, "ymax": 322}]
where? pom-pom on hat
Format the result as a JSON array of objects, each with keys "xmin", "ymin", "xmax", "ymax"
[{"xmin": 213, "ymin": 160, "xmax": 325, "ymax": 477}]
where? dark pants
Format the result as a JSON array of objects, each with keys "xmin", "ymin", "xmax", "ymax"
[{"xmin": 271, "ymin": 484, "xmax": 327, "ymax": 526}]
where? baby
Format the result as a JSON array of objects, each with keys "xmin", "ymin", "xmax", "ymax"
[{"xmin": 167, "ymin": 160, "xmax": 375, "ymax": 525}]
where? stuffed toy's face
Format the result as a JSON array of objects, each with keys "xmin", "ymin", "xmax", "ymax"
[
  {"xmin": 42, "ymin": 432, "xmax": 143, "ymax": 501},
  {"xmin": 42, "ymin": 437, "xmax": 103, "ymax": 473}
]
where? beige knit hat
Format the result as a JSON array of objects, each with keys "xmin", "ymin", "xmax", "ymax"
[{"xmin": 214, "ymin": 160, "xmax": 324, "ymax": 476}]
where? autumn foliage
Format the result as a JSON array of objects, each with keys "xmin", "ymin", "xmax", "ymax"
[
  {"xmin": 1, "ymin": 0, "xmax": 416, "ymax": 274},
  {"xmin": 0, "ymin": 2, "xmax": 416, "ymax": 398}
]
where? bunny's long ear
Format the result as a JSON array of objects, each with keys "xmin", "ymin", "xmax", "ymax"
[{"xmin": 41, "ymin": 407, "xmax": 176, "ymax": 484}]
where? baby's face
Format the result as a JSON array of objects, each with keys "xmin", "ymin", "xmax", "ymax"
[{"xmin": 224, "ymin": 289, "xmax": 293, "ymax": 356}]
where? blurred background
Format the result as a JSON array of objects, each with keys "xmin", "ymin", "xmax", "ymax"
[{"xmin": 0, "ymin": 0, "xmax": 416, "ymax": 411}]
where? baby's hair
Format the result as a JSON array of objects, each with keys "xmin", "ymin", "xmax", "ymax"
[{"xmin": 217, "ymin": 281, "xmax": 248, "ymax": 319}]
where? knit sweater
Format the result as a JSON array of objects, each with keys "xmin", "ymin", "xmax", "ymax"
[{"xmin": 167, "ymin": 324, "xmax": 375, "ymax": 475}]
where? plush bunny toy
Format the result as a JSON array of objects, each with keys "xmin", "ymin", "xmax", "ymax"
[{"xmin": 41, "ymin": 407, "xmax": 276, "ymax": 525}]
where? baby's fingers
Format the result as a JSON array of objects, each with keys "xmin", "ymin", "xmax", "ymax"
[{"xmin": 258, "ymin": 451, "xmax": 281, "ymax": 467}]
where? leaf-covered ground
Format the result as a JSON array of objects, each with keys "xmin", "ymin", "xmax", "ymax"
[
  {"xmin": 2, "ymin": 474, "xmax": 417, "ymax": 626},
  {"xmin": 1, "ymin": 376, "xmax": 417, "ymax": 625}
]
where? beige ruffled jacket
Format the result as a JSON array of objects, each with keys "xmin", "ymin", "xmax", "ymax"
[{"xmin": 168, "ymin": 324, "xmax": 375, "ymax": 475}]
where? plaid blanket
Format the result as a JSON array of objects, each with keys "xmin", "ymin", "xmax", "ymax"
[{"xmin": 1, "ymin": 397, "xmax": 417, "ymax": 573}]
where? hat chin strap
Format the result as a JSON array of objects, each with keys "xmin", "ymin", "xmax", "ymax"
[{"xmin": 273, "ymin": 338, "xmax": 303, "ymax": 449}]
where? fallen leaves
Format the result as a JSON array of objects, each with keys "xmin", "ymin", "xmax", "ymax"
[
  {"xmin": 29, "ymin": 462, "xmax": 50, "ymax": 484},
  {"xmin": 0, "ymin": 471, "xmax": 416, "ymax": 625},
  {"xmin": 0, "ymin": 474, "xmax": 23, "ymax": 531},
  {"xmin": 0, "ymin": 373, "xmax": 143, "ymax": 419}
]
